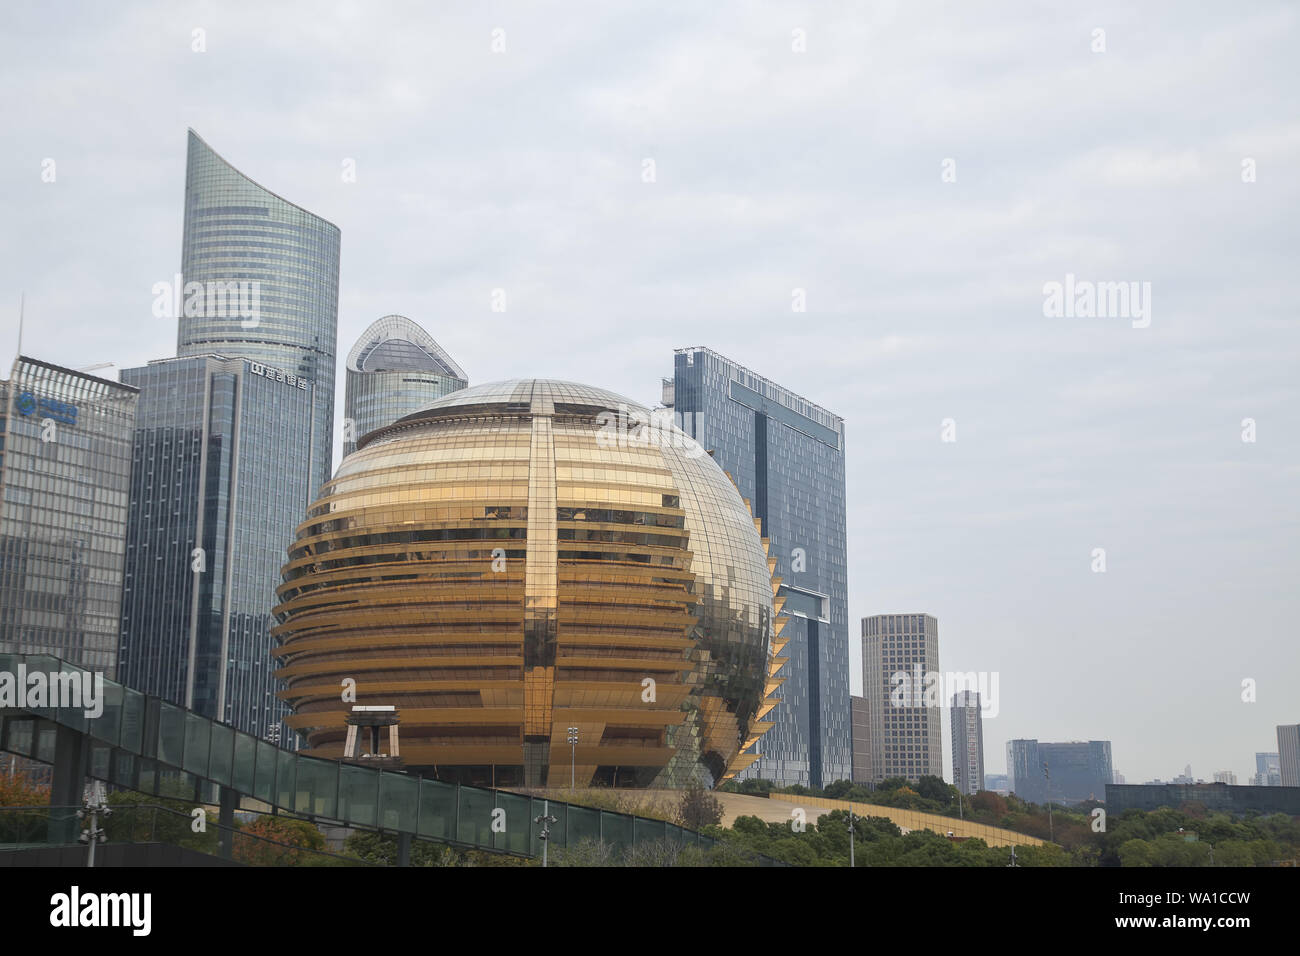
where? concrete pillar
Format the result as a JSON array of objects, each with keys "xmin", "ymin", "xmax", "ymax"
[
  {"xmin": 49, "ymin": 723, "xmax": 87, "ymax": 844},
  {"xmin": 397, "ymin": 832, "xmax": 411, "ymax": 867},
  {"xmin": 218, "ymin": 786, "xmax": 237, "ymax": 860}
]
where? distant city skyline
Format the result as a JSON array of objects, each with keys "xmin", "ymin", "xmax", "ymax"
[{"xmin": 2, "ymin": 1, "xmax": 1297, "ymax": 784}]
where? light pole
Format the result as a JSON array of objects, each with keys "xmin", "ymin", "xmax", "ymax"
[
  {"xmin": 567, "ymin": 726, "xmax": 578, "ymax": 792},
  {"xmin": 847, "ymin": 808, "xmax": 855, "ymax": 868},
  {"xmin": 77, "ymin": 785, "xmax": 111, "ymax": 868},
  {"xmin": 1043, "ymin": 763, "xmax": 1054, "ymax": 843},
  {"xmin": 534, "ymin": 800, "xmax": 558, "ymax": 868}
]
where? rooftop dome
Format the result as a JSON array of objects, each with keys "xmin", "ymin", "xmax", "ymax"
[{"xmin": 346, "ymin": 314, "xmax": 466, "ymax": 379}]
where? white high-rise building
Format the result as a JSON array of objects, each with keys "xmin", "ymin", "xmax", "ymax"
[{"xmin": 861, "ymin": 613, "xmax": 942, "ymax": 784}]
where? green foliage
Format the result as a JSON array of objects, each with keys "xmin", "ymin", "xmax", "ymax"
[
  {"xmin": 0, "ymin": 770, "xmax": 52, "ymax": 844},
  {"xmin": 970, "ymin": 790, "xmax": 1008, "ymax": 818},
  {"xmin": 700, "ymin": 793, "xmax": 1300, "ymax": 867},
  {"xmin": 103, "ymin": 789, "xmax": 220, "ymax": 855},
  {"xmin": 536, "ymin": 780, "xmax": 1300, "ymax": 867},
  {"xmin": 233, "ymin": 815, "xmax": 326, "ymax": 866},
  {"xmin": 522, "ymin": 787, "xmax": 679, "ymax": 823},
  {"xmin": 0, "ymin": 772, "xmax": 50, "ymax": 807},
  {"xmin": 1095, "ymin": 806, "xmax": 1300, "ymax": 867},
  {"xmin": 343, "ymin": 830, "xmax": 503, "ymax": 866},
  {"xmin": 720, "ymin": 778, "xmax": 777, "ymax": 796},
  {"xmin": 712, "ymin": 810, "xmax": 1016, "ymax": 867},
  {"xmin": 915, "ymin": 775, "xmax": 956, "ymax": 805}
]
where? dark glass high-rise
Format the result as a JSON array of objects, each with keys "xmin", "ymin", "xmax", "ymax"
[{"xmin": 666, "ymin": 347, "xmax": 850, "ymax": 788}]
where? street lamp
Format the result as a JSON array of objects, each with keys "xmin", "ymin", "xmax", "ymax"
[
  {"xmin": 77, "ymin": 785, "xmax": 111, "ymax": 868},
  {"xmin": 534, "ymin": 800, "xmax": 559, "ymax": 868},
  {"xmin": 567, "ymin": 727, "xmax": 578, "ymax": 792},
  {"xmin": 846, "ymin": 808, "xmax": 856, "ymax": 868}
]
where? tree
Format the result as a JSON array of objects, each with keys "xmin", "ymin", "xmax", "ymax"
[
  {"xmin": 1212, "ymin": 841, "xmax": 1254, "ymax": 867},
  {"xmin": 1117, "ymin": 838, "xmax": 1153, "ymax": 867},
  {"xmin": 678, "ymin": 782, "xmax": 723, "ymax": 830},
  {"xmin": 822, "ymin": 779, "xmax": 874, "ymax": 802},
  {"xmin": 0, "ymin": 773, "xmax": 49, "ymax": 807},
  {"xmin": 732, "ymin": 815, "xmax": 770, "ymax": 838},
  {"xmin": 915, "ymin": 775, "xmax": 953, "ymax": 805},
  {"xmin": 0, "ymin": 771, "xmax": 51, "ymax": 845},
  {"xmin": 726, "ymin": 778, "xmax": 776, "ymax": 796},
  {"xmin": 234, "ymin": 816, "xmax": 326, "ymax": 866},
  {"xmin": 877, "ymin": 785, "xmax": 923, "ymax": 809},
  {"xmin": 970, "ymin": 790, "xmax": 1007, "ymax": 818}
]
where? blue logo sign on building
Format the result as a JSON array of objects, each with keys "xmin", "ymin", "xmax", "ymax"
[{"xmin": 16, "ymin": 390, "xmax": 78, "ymax": 425}]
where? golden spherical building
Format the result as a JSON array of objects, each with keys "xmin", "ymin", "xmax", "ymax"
[{"xmin": 272, "ymin": 379, "xmax": 786, "ymax": 788}]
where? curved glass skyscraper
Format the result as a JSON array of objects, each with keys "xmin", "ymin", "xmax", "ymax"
[
  {"xmin": 119, "ymin": 130, "xmax": 339, "ymax": 740},
  {"xmin": 177, "ymin": 129, "xmax": 340, "ymax": 494},
  {"xmin": 343, "ymin": 315, "xmax": 468, "ymax": 456}
]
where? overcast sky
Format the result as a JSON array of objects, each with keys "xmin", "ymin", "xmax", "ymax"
[{"xmin": 2, "ymin": 1, "xmax": 1296, "ymax": 784}]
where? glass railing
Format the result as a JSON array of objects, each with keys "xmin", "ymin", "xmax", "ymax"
[
  {"xmin": 0, "ymin": 653, "xmax": 721, "ymax": 860},
  {"xmin": 0, "ymin": 804, "xmax": 369, "ymax": 866},
  {"xmin": 0, "ymin": 805, "xmax": 78, "ymax": 847}
]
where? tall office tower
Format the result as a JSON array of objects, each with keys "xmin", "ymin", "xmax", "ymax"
[
  {"xmin": 1006, "ymin": 739, "xmax": 1113, "ymax": 805},
  {"xmin": 117, "ymin": 130, "xmax": 339, "ymax": 739},
  {"xmin": 861, "ymin": 613, "xmax": 943, "ymax": 784},
  {"xmin": 1212, "ymin": 771, "xmax": 1237, "ymax": 785},
  {"xmin": 118, "ymin": 355, "xmax": 318, "ymax": 735},
  {"xmin": 1278, "ymin": 725, "xmax": 1300, "ymax": 787},
  {"xmin": 342, "ymin": 315, "xmax": 468, "ymax": 456},
  {"xmin": 1006, "ymin": 739, "xmax": 1037, "ymax": 799},
  {"xmin": 666, "ymin": 347, "xmax": 848, "ymax": 787},
  {"xmin": 0, "ymin": 357, "xmax": 138, "ymax": 675},
  {"xmin": 850, "ymin": 695, "xmax": 871, "ymax": 785},
  {"xmin": 176, "ymin": 129, "xmax": 340, "ymax": 494},
  {"xmin": 951, "ymin": 690, "xmax": 985, "ymax": 795},
  {"xmin": 1254, "ymin": 752, "xmax": 1281, "ymax": 787}
]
